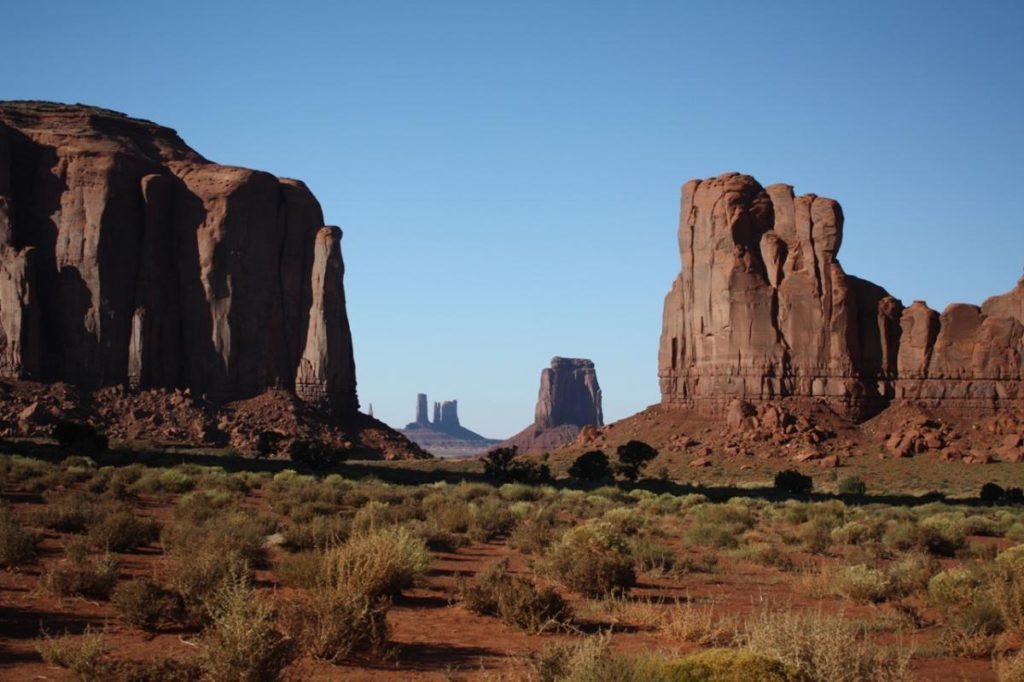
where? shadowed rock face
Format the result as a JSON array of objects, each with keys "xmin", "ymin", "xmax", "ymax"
[
  {"xmin": 658, "ymin": 172, "xmax": 1023, "ymax": 419},
  {"xmin": 0, "ymin": 101, "xmax": 357, "ymax": 412},
  {"xmin": 535, "ymin": 357, "xmax": 603, "ymax": 429}
]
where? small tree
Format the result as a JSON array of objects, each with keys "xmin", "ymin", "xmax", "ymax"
[
  {"xmin": 568, "ymin": 451, "xmax": 612, "ymax": 482},
  {"xmin": 615, "ymin": 441, "xmax": 659, "ymax": 482},
  {"xmin": 483, "ymin": 447, "xmax": 518, "ymax": 482},
  {"xmin": 774, "ymin": 469, "xmax": 812, "ymax": 495},
  {"xmin": 482, "ymin": 447, "xmax": 551, "ymax": 485}
]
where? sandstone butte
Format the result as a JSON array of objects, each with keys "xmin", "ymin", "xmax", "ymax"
[
  {"xmin": 658, "ymin": 172, "xmax": 1024, "ymax": 419},
  {"xmin": 0, "ymin": 101, "xmax": 426, "ymax": 459},
  {"xmin": 502, "ymin": 357, "xmax": 604, "ymax": 454},
  {"xmin": 399, "ymin": 393, "xmax": 500, "ymax": 457}
]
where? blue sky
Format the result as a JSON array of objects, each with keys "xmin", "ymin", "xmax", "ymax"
[{"xmin": 3, "ymin": 1, "xmax": 1022, "ymax": 438}]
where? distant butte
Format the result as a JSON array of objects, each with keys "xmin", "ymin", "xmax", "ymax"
[
  {"xmin": 501, "ymin": 357, "xmax": 604, "ymax": 454},
  {"xmin": 400, "ymin": 393, "xmax": 499, "ymax": 457}
]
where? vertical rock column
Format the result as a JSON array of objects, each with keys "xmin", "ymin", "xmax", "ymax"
[
  {"xmin": 534, "ymin": 357, "xmax": 604, "ymax": 428},
  {"xmin": 295, "ymin": 226, "xmax": 358, "ymax": 413},
  {"xmin": 415, "ymin": 393, "xmax": 430, "ymax": 425},
  {"xmin": 0, "ymin": 122, "xmax": 40, "ymax": 378}
]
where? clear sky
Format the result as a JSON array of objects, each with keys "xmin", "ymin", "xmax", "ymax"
[{"xmin": 3, "ymin": 1, "xmax": 1022, "ymax": 438}]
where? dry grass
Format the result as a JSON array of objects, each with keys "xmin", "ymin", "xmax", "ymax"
[{"xmin": 743, "ymin": 608, "xmax": 913, "ymax": 682}]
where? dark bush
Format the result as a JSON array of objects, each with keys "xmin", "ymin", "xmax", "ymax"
[
  {"xmin": 87, "ymin": 511, "xmax": 160, "ymax": 552},
  {"xmin": 255, "ymin": 430, "xmax": 286, "ymax": 457},
  {"xmin": 568, "ymin": 450, "xmax": 612, "ymax": 482},
  {"xmin": 615, "ymin": 441, "xmax": 659, "ymax": 482},
  {"xmin": 42, "ymin": 541, "xmax": 119, "ymax": 599},
  {"xmin": 774, "ymin": 469, "xmax": 813, "ymax": 495},
  {"xmin": 462, "ymin": 560, "xmax": 571, "ymax": 633},
  {"xmin": 981, "ymin": 482, "xmax": 1006, "ymax": 503},
  {"xmin": 112, "ymin": 578, "xmax": 183, "ymax": 631},
  {"xmin": 482, "ymin": 446, "xmax": 552, "ymax": 485},
  {"xmin": 287, "ymin": 440, "xmax": 336, "ymax": 469},
  {"xmin": 53, "ymin": 421, "xmax": 108, "ymax": 453}
]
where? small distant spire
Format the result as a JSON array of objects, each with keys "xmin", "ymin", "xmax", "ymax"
[{"xmin": 368, "ymin": 402, "xmax": 374, "ymax": 418}]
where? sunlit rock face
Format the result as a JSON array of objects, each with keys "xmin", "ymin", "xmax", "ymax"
[{"xmin": 658, "ymin": 172, "xmax": 1023, "ymax": 419}]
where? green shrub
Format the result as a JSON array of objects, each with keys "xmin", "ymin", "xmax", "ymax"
[
  {"xmin": 638, "ymin": 649, "xmax": 799, "ymax": 681},
  {"xmin": 41, "ymin": 541, "xmax": 119, "ymax": 599},
  {"xmin": 282, "ymin": 514, "xmax": 349, "ymax": 551},
  {"xmin": 990, "ymin": 565, "xmax": 1024, "ymax": 637},
  {"xmin": 830, "ymin": 520, "xmax": 884, "ymax": 546},
  {"xmin": 743, "ymin": 543, "xmax": 796, "ymax": 572},
  {"xmin": 163, "ymin": 548, "xmax": 252, "ymax": 625},
  {"xmin": 832, "ymin": 564, "xmax": 892, "ymax": 603},
  {"xmin": 917, "ymin": 514, "xmax": 968, "ymax": 556},
  {"xmin": 32, "ymin": 491, "xmax": 119, "ymax": 533},
  {"xmin": 197, "ymin": 577, "xmax": 296, "ymax": 682},
  {"xmin": 928, "ymin": 567, "xmax": 981, "ymax": 609},
  {"xmin": 161, "ymin": 512, "xmax": 268, "ymax": 567},
  {"xmin": 509, "ymin": 514, "xmax": 559, "ymax": 555},
  {"xmin": 798, "ymin": 520, "xmax": 834, "ymax": 554},
  {"xmin": 87, "ymin": 511, "xmax": 159, "ymax": 552},
  {"xmin": 462, "ymin": 560, "xmax": 572, "ymax": 633},
  {"xmin": 276, "ymin": 550, "xmax": 325, "ymax": 589},
  {"xmin": 629, "ymin": 536, "xmax": 677, "ymax": 575},
  {"xmin": 112, "ymin": 578, "xmax": 182, "ymax": 631},
  {"xmin": 544, "ymin": 522, "xmax": 636, "ymax": 597},
  {"xmin": 321, "ymin": 525, "xmax": 431, "ymax": 599},
  {"xmin": 35, "ymin": 627, "xmax": 108, "ymax": 679},
  {"xmin": 838, "ymin": 476, "xmax": 867, "ymax": 496},
  {"xmin": 0, "ymin": 506, "xmax": 37, "ymax": 567},
  {"xmin": 280, "ymin": 587, "xmax": 391, "ymax": 662},
  {"xmin": 467, "ymin": 498, "xmax": 517, "ymax": 541},
  {"xmin": 527, "ymin": 636, "xmax": 799, "ymax": 682},
  {"xmin": 886, "ymin": 553, "xmax": 940, "ymax": 598}
]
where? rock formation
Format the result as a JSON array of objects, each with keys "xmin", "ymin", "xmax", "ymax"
[
  {"xmin": 502, "ymin": 357, "xmax": 604, "ymax": 454},
  {"xmin": 414, "ymin": 393, "xmax": 430, "ymax": 425},
  {"xmin": 401, "ymin": 393, "xmax": 499, "ymax": 457},
  {"xmin": 0, "ymin": 101, "xmax": 425, "ymax": 459},
  {"xmin": 658, "ymin": 172, "xmax": 1024, "ymax": 419}
]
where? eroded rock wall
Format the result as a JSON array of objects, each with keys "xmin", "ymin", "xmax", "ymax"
[
  {"xmin": 0, "ymin": 102, "xmax": 358, "ymax": 412},
  {"xmin": 659, "ymin": 172, "xmax": 1023, "ymax": 419}
]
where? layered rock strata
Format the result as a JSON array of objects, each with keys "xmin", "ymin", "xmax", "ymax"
[
  {"xmin": 0, "ymin": 101, "xmax": 357, "ymax": 412},
  {"xmin": 658, "ymin": 172, "xmax": 1024, "ymax": 419}
]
